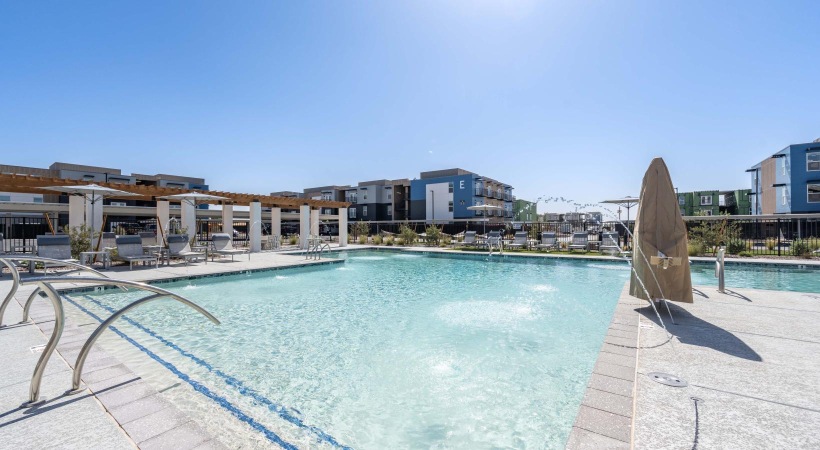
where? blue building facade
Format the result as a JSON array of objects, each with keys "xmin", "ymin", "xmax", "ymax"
[
  {"xmin": 409, "ymin": 168, "xmax": 513, "ymax": 221},
  {"xmin": 748, "ymin": 140, "xmax": 820, "ymax": 214}
]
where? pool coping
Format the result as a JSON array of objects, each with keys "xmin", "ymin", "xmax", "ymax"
[{"xmin": 565, "ymin": 283, "xmax": 641, "ymax": 450}]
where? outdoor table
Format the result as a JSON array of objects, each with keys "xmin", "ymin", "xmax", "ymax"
[
  {"xmin": 80, "ymin": 251, "xmax": 111, "ymax": 269},
  {"xmin": 587, "ymin": 241, "xmax": 601, "ymax": 251}
]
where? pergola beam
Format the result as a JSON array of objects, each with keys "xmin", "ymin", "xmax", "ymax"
[{"xmin": 0, "ymin": 173, "xmax": 349, "ymax": 209}]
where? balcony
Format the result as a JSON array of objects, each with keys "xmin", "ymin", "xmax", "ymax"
[
  {"xmin": 474, "ymin": 188, "xmax": 484, "ymax": 196},
  {"xmin": 345, "ymin": 197, "xmax": 357, "ymax": 204}
]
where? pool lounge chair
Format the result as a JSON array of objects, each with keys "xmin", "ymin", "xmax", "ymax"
[
  {"xmin": 36, "ymin": 235, "xmax": 80, "ymax": 273},
  {"xmin": 484, "ymin": 231, "xmax": 503, "ymax": 252},
  {"xmin": 535, "ymin": 232, "xmax": 559, "ymax": 251},
  {"xmin": 100, "ymin": 232, "xmax": 117, "ymax": 251},
  {"xmin": 210, "ymin": 233, "xmax": 250, "ymax": 261},
  {"xmin": 167, "ymin": 234, "xmax": 207, "ymax": 265},
  {"xmin": 113, "ymin": 235, "xmax": 159, "ymax": 270},
  {"xmin": 506, "ymin": 231, "xmax": 529, "ymax": 250},
  {"xmin": 454, "ymin": 231, "xmax": 478, "ymax": 248},
  {"xmin": 600, "ymin": 232, "xmax": 621, "ymax": 255},
  {"xmin": 568, "ymin": 232, "xmax": 589, "ymax": 252}
]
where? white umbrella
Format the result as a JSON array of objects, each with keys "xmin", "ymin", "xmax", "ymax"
[
  {"xmin": 40, "ymin": 183, "xmax": 138, "ymax": 237},
  {"xmin": 467, "ymin": 204, "xmax": 504, "ymax": 234},
  {"xmin": 159, "ymin": 192, "xmax": 229, "ymax": 238}
]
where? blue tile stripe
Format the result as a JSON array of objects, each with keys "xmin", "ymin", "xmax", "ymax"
[
  {"xmin": 63, "ymin": 295, "xmax": 298, "ymax": 450},
  {"xmin": 76, "ymin": 294, "xmax": 351, "ymax": 450}
]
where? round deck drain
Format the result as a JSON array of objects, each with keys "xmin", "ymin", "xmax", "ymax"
[{"xmin": 647, "ymin": 372, "xmax": 688, "ymax": 387}]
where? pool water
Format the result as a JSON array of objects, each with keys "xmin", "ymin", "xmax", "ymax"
[
  {"xmin": 75, "ymin": 251, "xmax": 629, "ymax": 449},
  {"xmin": 690, "ymin": 262, "xmax": 820, "ymax": 293}
]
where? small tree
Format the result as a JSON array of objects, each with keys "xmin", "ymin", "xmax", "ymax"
[
  {"xmin": 425, "ymin": 225, "xmax": 442, "ymax": 246},
  {"xmin": 687, "ymin": 213, "xmax": 740, "ymax": 256},
  {"xmin": 350, "ymin": 221, "xmax": 369, "ymax": 239},
  {"xmin": 63, "ymin": 224, "xmax": 97, "ymax": 258},
  {"xmin": 399, "ymin": 223, "xmax": 417, "ymax": 246}
]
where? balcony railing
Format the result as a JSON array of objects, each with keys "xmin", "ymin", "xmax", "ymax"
[{"xmin": 346, "ymin": 197, "xmax": 357, "ymax": 204}]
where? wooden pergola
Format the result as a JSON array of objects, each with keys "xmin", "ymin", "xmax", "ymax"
[{"xmin": 0, "ymin": 173, "xmax": 349, "ymax": 209}]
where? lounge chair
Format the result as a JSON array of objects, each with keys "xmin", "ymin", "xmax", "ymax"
[
  {"xmin": 535, "ymin": 232, "xmax": 559, "ymax": 251},
  {"xmin": 0, "ymin": 232, "xmax": 5, "ymax": 254},
  {"xmin": 506, "ymin": 231, "xmax": 529, "ymax": 250},
  {"xmin": 139, "ymin": 231, "xmax": 158, "ymax": 247},
  {"xmin": 100, "ymin": 232, "xmax": 117, "ymax": 251},
  {"xmin": 600, "ymin": 232, "xmax": 621, "ymax": 254},
  {"xmin": 453, "ymin": 231, "xmax": 478, "ymax": 248},
  {"xmin": 113, "ymin": 235, "xmax": 159, "ymax": 270},
  {"xmin": 36, "ymin": 235, "xmax": 80, "ymax": 273},
  {"xmin": 167, "ymin": 234, "xmax": 207, "ymax": 265},
  {"xmin": 568, "ymin": 232, "xmax": 589, "ymax": 252},
  {"xmin": 210, "ymin": 233, "xmax": 250, "ymax": 261}
]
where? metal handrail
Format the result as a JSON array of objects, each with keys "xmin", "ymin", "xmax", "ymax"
[
  {"xmin": 0, "ymin": 256, "xmax": 110, "ymax": 327},
  {"xmin": 21, "ymin": 281, "xmax": 65, "ymax": 407},
  {"xmin": 715, "ymin": 246, "xmax": 726, "ymax": 293},
  {"xmin": 15, "ymin": 276, "xmax": 219, "ymax": 405}
]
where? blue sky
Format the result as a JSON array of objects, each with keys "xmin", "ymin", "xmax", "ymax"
[{"xmin": 1, "ymin": 1, "xmax": 818, "ymax": 212}]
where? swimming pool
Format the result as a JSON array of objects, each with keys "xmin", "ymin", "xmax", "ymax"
[
  {"xmin": 70, "ymin": 251, "xmax": 629, "ymax": 449},
  {"xmin": 66, "ymin": 251, "xmax": 820, "ymax": 449}
]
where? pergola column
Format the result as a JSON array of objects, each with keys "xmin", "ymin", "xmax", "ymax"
[
  {"xmin": 68, "ymin": 195, "xmax": 84, "ymax": 229},
  {"xmin": 222, "ymin": 204, "xmax": 234, "ymax": 237},
  {"xmin": 250, "ymin": 201, "xmax": 262, "ymax": 252},
  {"xmin": 310, "ymin": 208, "xmax": 320, "ymax": 237},
  {"xmin": 339, "ymin": 207, "xmax": 348, "ymax": 247},
  {"xmin": 181, "ymin": 200, "xmax": 196, "ymax": 239},
  {"xmin": 299, "ymin": 205, "xmax": 310, "ymax": 249},
  {"xmin": 271, "ymin": 207, "xmax": 281, "ymax": 239},
  {"xmin": 157, "ymin": 200, "xmax": 170, "ymax": 244}
]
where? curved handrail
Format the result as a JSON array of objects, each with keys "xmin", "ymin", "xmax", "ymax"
[
  {"xmin": 0, "ymin": 256, "xmax": 110, "ymax": 327},
  {"xmin": 70, "ymin": 290, "xmax": 218, "ymax": 392},
  {"xmin": 22, "ymin": 281, "xmax": 65, "ymax": 407},
  {"xmin": 0, "ymin": 259, "xmax": 21, "ymax": 328},
  {"xmin": 15, "ymin": 277, "xmax": 219, "ymax": 403}
]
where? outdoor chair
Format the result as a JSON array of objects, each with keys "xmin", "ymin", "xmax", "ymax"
[
  {"xmin": 568, "ymin": 232, "xmax": 589, "ymax": 252},
  {"xmin": 167, "ymin": 234, "xmax": 207, "ymax": 265},
  {"xmin": 535, "ymin": 232, "xmax": 559, "ymax": 252},
  {"xmin": 506, "ymin": 231, "xmax": 529, "ymax": 250},
  {"xmin": 113, "ymin": 235, "xmax": 159, "ymax": 270},
  {"xmin": 36, "ymin": 235, "xmax": 79, "ymax": 273},
  {"xmin": 210, "ymin": 233, "xmax": 250, "ymax": 261},
  {"xmin": 453, "ymin": 231, "xmax": 477, "ymax": 248},
  {"xmin": 599, "ymin": 232, "xmax": 621, "ymax": 255},
  {"xmin": 484, "ymin": 230, "xmax": 503, "ymax": 252},
  {"xmin": 100, "ymin": 232, "xmax": 117, "ymax": 251},
  {"xmin": 0, "ymin": 232, "xmax": 5, "ymax": 254},
  {"xmin": 139, "ymin": 231, "xmax": 157, "ymax": 247}
]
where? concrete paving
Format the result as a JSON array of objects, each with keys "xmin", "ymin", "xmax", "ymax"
[{"xmin": 633, "ymin": 286, "xmax": 820, "ymax": 449}]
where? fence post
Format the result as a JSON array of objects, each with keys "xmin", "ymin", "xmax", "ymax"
[{"xmin": 776, "ymin": 218, "xmax": 781, "ymax": 256}]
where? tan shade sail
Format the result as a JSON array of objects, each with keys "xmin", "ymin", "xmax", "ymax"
[{"xmin": 629, "ymin": 158, "xmax": 693, "ymax": 303}]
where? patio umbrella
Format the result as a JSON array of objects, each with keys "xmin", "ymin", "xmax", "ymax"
[
  {"xmin": 467, "ymin": 204, "xmax": 504, "ymax": 234},
  {"xmin": 601, "ymin": 197, "xmax": 640, "ymax": 222},
  {"xmin": 39, "ymin": 183, "xmax": 138, "ymax": 236}
]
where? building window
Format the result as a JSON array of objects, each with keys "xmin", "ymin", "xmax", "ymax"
[
  {"xmin": 362, "ymin": 206, "xmax": 368, "ymax": 216},
  {"xmin": 349, "ymin": 208, "xmax": 356, "ymax": 219},
  {"xmin": 387, "ymin": 193, "xmax": 392, "ymax": 200},
  {"xmin": 782, "ymin": 158, "xmax": 787, "ymax": 175},
  {"xmin": 33, "ymin": 197, "xmax": 43, "ymax": 203},
  {"xmin": 448, "ymin": 182, "xmax": 453, "ymax": 193},
  {"xmin": 678, "ymin": 196, "xmax": 685, "ymax": 206},
  {"xmin": 700, "ymin": 196, "xmax": 712, "ymax": 206},
  {"xmin": 448, "ymin": 201, "xmax": 453, "ymax": 212},
  {"xmin": 808, "ymin": 151, "xmax": 820, "ymax": 172},
  {"xmin": 808, "ymin": 184, "xmax": 820, "ymax": 203},
  {"xmin": 0, "ymin": 195, "xmax": 10, "ymax": 202},
  {"xmin": 387, "ymin": 205, "xmax": 392, "ymax": 216}
]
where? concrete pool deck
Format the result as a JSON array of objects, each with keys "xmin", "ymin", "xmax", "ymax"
[{"xmin": 1, "ymin": 245, "xmax": 818, "ymax": 448}]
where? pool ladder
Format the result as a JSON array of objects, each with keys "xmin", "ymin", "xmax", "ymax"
[
  {"xmin": 305, "ymin": 237, "xmax": 330, "ymax": 260},
  {"xmin": 487, "ymin": 237, "xmax": 503, "ymax": 256},
  {"xmin": 0, "ymin": 256, "xmax": 220, "ymax": 407}
]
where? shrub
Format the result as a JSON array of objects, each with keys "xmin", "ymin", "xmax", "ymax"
[
  {"xmin": 351, "ymin": 221, "xmax": 369, "ymax": 239},
  {"xmin": 399, "ymin": 224, "xmax": 417, "ymax": 246},
  {"xmin": 726, "ymin": 239, "xmax": 746, "ymax": 255},
  {"xmin": 792, "ymin": 239, "xmax": 812, "ymax": 257},
  {"xmin": 441, "ymin": 235, "xmax": 452, "ymax": 246},
  {"xmin": 687, "ymin": 214, "xmax": 740, "ymax": 255},
  {"xmin": 737, "ymin": 250, "xmax": 753, "ymax": 257},
  {"xmin": 765, "ymin": 238, "xmax": 776, "ymax": 251},
  {"xmin": 396, "ymin": 238, "xmax": 405, "ymax": 246},
  {"xmin": 64, "ymin": 224, "xmax": 96, "ymax": 259},
  {"xmin": 688, "ymin": 240, "xmax": 705, "ymax": 257},
  {"xmin": 358, "ymin": 235, "xmax": 368, "ymax": 245},
  {"xmin": 288, "ymin": 235, "xmax": 298, "ymax": 246},
  {"xmin": 385, "ymin": 236, "xmax": 394, "ymax": 246},
  {"xmin": 424, "ymin": 225, "xmax": 442, "ymax": 246},
  {"xmin": 372, "ymin": 235, "xmax": 383, "ymax": 245}
]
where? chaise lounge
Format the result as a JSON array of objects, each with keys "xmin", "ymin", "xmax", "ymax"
[
  {"xmin": 210, "ymin": 233, "xmax": 250, "ymax": 261},
  {"xmin": 113, "ymin": 235, "xmax": 159, "ymax": 270}
]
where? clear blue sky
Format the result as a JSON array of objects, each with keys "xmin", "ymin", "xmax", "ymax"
[{"xmin": 1, "ymin": 1, "xmax": 818, "ymax": 212}]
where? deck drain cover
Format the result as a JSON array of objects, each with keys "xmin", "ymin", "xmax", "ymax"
[{"xmin": 647, "ymin": 372, "xmax": 687, "ymax": 387}]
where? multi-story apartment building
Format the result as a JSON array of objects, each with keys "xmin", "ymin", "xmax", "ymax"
[
  {"xmin": 302, "ymin": 185, "xmax": 351, "ymax": 215},
  {"xmin": 513, "ymin": 199, "xmax": 537, "ymax": 221},
  {"xmin": 409, "ymin": 169, "xmax": 514, "ymax": 222},
  {"xmin": 345, "ymin": 179, "xmax": 411, "ymax": 221},
  {"xmin": 677, "ymin": 189, "xmax": 753, "ymax": 216},
  {"xmin": 748, "ymin": 139, "xmax": 820, "ymax": 214}
]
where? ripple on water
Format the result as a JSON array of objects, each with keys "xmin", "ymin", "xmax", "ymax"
[
  {"xmin": 393, "ymin": 254, "xmax": 422, "ymax": 259},
  {"xmin": 274, "ymin": 275, "xmax": 289, "ymax": 280},
  {"xmin": 349, "ymin": 256, "xmax": 388, "ymax": 261},
  {"xmin": 587, "ymin": 264, "xmax": 631, "ymax": 271},
  {"xmin": 436, "ymin": 301, "xmax": 536, "ymax": 328},
  {"xmin": 529, "ymin": 284, "xmax": 557, "ymax": 293}
]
